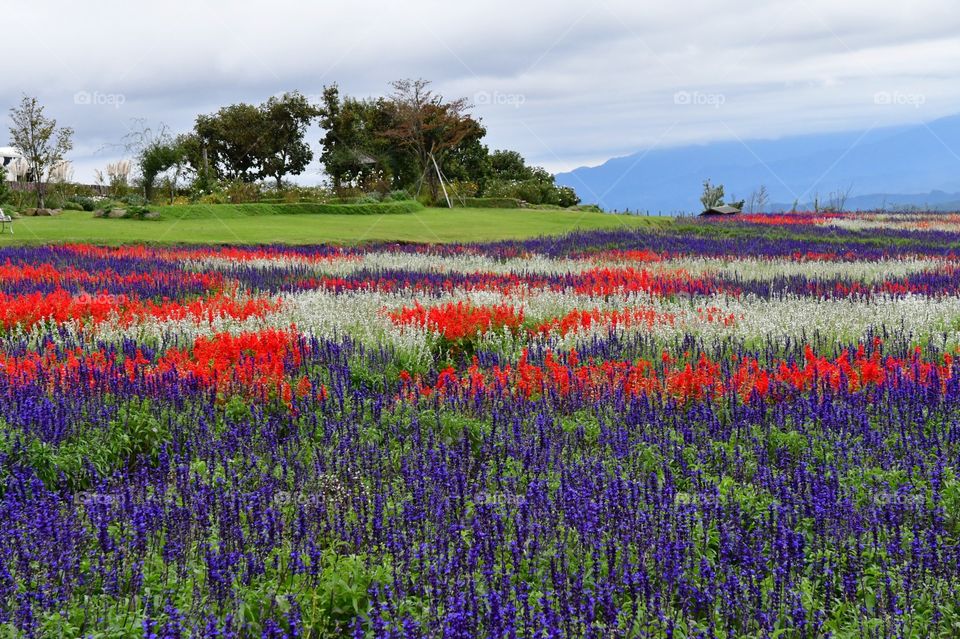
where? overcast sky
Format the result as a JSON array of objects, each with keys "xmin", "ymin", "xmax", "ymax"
[{"xmin": 3, "ymin": 0, "xmax": 959, "ymax": 184}]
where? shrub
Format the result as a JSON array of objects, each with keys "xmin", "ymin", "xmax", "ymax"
[
  {"xmin": 224, "ymin": 179, "xmax": 262, "ymax": 203},
  {"xmin": 386, "ymin": 189, "xmax": 410, "ymax": 202},
  {"xmin": 0, "ymin": 166, "xmax": 9, "ymax": 205},
  {"xmin": 355, "ymin": 192, "xmax": 382, "ymax": 204},
  {"xmin": 567, "ymin": 203, "xmax": 603, "ymax": 213},
  {"xmin": 159, "ymin": 201, "xmax": 425, "ymax": 219},
  {"xmin": 127, "ymin": 205, "xmax": 153, "ymax": 219},
  {"xmin": 198, "ymin": 192, "xmax": 228, "ymax": 204},
  {"xmin": 64, "ymin": 196, "xmax": 97, "ymax": 212},
  {"xmin": 262, "ymin": 201, "xmax": 423, "ymax": 215}
]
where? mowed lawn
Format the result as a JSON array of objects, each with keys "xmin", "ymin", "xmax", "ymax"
[{"xmin": 0, "ymin": 208, "xmax": 671, "ymax": 245}]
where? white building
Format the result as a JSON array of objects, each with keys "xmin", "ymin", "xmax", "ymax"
[
  {"xmin": 0, "ymin": 146, "xmax": 20, "ymax": 168},
  {"xmin": 0, "ymin": 147, "xmax": 28, "ymax": 180}
]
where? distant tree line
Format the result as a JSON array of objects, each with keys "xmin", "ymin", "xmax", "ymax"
[{"xmin": 4, "ymin": 81, "xmax": 580, "ymax": 208}]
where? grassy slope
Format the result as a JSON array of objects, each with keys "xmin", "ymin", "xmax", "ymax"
[{"xmin": 0, "ymin": 208, "xmax": 671, "ymax": 245}]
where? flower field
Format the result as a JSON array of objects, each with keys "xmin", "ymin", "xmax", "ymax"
[{"xmin": 2, "ymin": 213, "xmax": 960, "ymax": 637}]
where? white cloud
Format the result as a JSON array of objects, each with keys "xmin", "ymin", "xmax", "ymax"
[{"xmin": 2, "ymin": 0, "xmax": 959, "ymax": 182}]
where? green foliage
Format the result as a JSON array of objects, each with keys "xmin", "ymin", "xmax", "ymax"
[
  {"xmin": 13, "ymin": 398, "xmax": 170, "ymax": 491},
  {"xmin": 67, "ymin": 195, "xmax": 97, "ymax": 211},
  {"xmin": 456, "ymin": 197, "xmax": 522, "ymax": 209},
  {"xmin": 700, "ymin": 179, "xmax": 725, "ymax": 210},
  {"xmin": 488, "ymin": 149, "xmax": 532, "ymax": 181},
  {"xmin": 155, "ymin": 200, "xmax": 424, "ymax": 219},
  {"xmin": 0, "ymin": 165, "xmax": 10, "ymax": 204},
  {"xmin": 222, "ymin": 178, "xmax": 262, "ymax": 203},
  {"xmin": 137, "ymin": 133, "xmax": 189, "ymax": 202},
  {"xmin": 195, "ymin": 103, "xmax": 264, "ymax": 182},
  {"xmin": 194, "ymin": 92, "xmax": 319, "ymax": 188},
  {"xmin": 385, "ymin": 189, "xmax": 411, "ymax": 201},
  {"xmin": 300, "ymin": 551, "xmax": 391, "ymax": 635},
  {"xmin": 259, "ymin": 91, "xmax": 320, "ymax": 188},
  {"xmin": 484, "ymin": 171, "xmax": 579, "ymax": 207}
]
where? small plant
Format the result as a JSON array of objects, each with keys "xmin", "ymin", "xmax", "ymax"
[{"xmin": 67, "ymin": 195, "xmax": 97, "ymax": 211}]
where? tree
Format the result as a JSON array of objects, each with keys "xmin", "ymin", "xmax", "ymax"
[
  {"xmin": 126, "ymin": 121, "xmax": 190, "ymax": 202},
  {"xmin": 747, "ymin": 185, "xmax": 769, "ymax": 213},
  {"xmin": 699, "ymin": 179, "xmax": 725, "ymax": 210},
  {"xmin": 489, "ymin": 149, "xmax": 533, "ymax": 181},
  {"xmin": 194, "ymin": 103, "xmax": 263, "ymax": 182},
  {"xmin": 383, "ymin": 79, "xmax": 479, "ymax": 204},
  {"xmin": 259, "ymin": 91, "xmax": 319, "ymax": 189},
  {"xmin": 140, "ymin": 137, "xmax": 190, "ymax": 203},
  {"xmin": 8, "ymin": 95, "xmax": 74, "ymax": 209},
  {"xmin": 826, "ymin": 183, "xmax": 853, "ymax": 212},
  {"xmin": 193, "ymin": 93, "xmax": 319, "ymax": 188}
]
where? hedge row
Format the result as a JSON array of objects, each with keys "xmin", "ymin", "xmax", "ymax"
[
  {"xmin": 454, "ymin": 197, "xmax": 522, "ymax": 209},
  {"xmin": 287, "ymin": 201, "xmax": 424, "ymax": 215},
  {"xmin": 157, "ymin": 201, "xmax": 424, "ymax": 219}
]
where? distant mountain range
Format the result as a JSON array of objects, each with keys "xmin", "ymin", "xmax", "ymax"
[{"xmin": 555, "ymin": 115, "xmax": 960, "ymax": 213}]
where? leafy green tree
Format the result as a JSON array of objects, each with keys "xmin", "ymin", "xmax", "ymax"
[
  {"xmin": 318, "ymin": 85, "xmax": 386, "ymax": 191},
  {"xmin": 489, "ymin": 149, "xmax": 533, "ymax": 182},
  {"xmin": 259, "ymin": 91, "xmax": 319, "ymax": 189},
  {"xmin": 194, "ymin": 103, "xmax": 263, "ymax": 182},
  {"xmin": 139, "ymin": 136, "xmax": 190, "ymax": 202},
  {"xmin": 557, "ymin": 185, "xmax": 580, "ymax": 207},
  {"xmin": 8, "ymin": 95, "xmax": 74, "ymax": 209},
  {"xmin": 700, "ymin": 179, "xmax": 725, "ymax": 210},
  {"xmin": 436, "ymin": 123, "xmax": 488, "ymax": 195}
]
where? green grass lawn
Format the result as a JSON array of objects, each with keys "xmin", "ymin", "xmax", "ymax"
[{"xmin": 0, "ymin": 208, "xmax": 671, "ymax": 245}]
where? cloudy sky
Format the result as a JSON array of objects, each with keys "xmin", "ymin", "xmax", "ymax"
[{"xmin": 2, "ymin": 0, "xmax": 959, "ymax": 183}]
